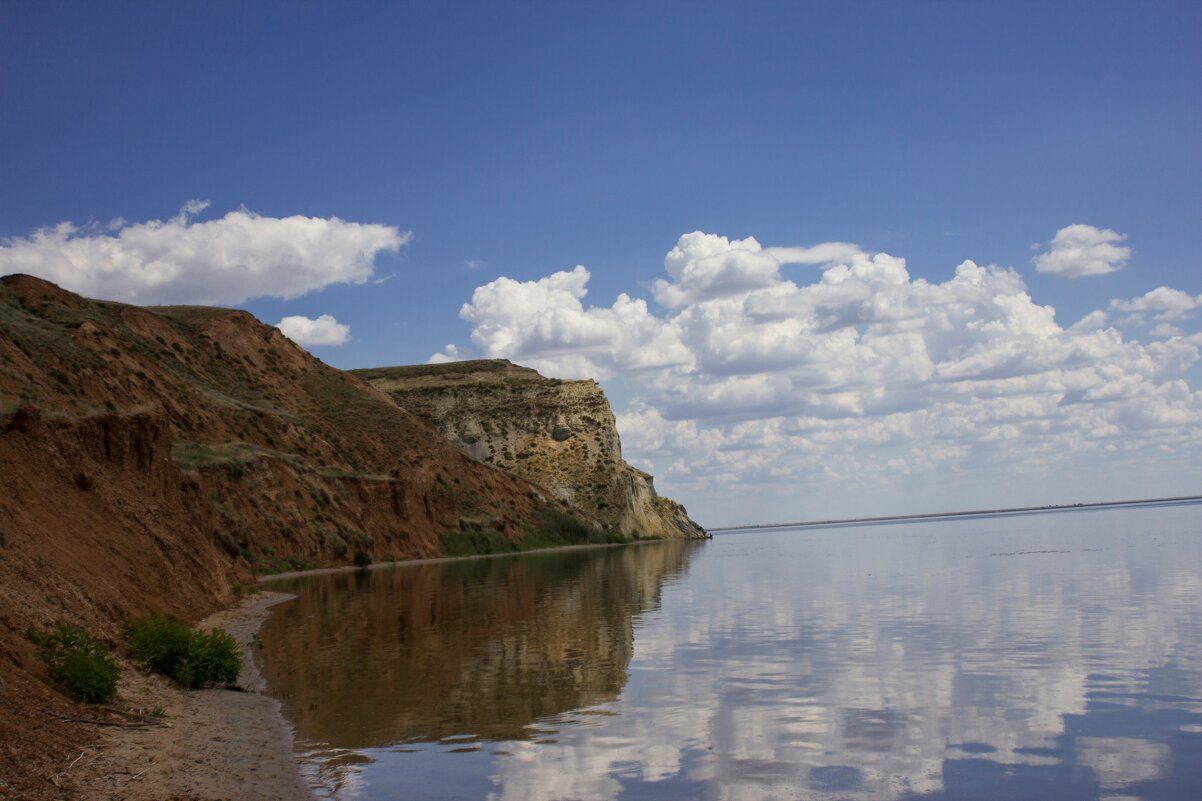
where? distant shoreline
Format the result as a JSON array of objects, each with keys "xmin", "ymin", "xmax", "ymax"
[{"xmin": 708, "ymin": 494, "xmax": 1202, "ymax": 533}]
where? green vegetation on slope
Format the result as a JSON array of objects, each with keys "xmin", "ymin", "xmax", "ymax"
[
  {"xmin": 28, "ymin": 624, "xmax": 120, "ymax": 704},
  {"xmin": 440, "ymin": 508, "xmax": 630, "ymax": 557}
]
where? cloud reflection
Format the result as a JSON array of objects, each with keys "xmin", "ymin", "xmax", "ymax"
[
  {"xmin": 263, "ymin": 505, "xmax": 1202, "ymax": 800},
  {"xmin": 484, "ymin": 507, "xmax": 1202, "ymax": 801}
]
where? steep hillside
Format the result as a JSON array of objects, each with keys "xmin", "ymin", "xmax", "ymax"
[
  {"xmin": 0, "ymin": 275, "xmax": 573, "ymax": 797},
  {"xmin": 356, "ymin": 360, "xmax": 705, "ymax": 540}
]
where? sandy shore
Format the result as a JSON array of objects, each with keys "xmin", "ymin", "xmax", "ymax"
[{"xmin": 70, "ymin": 591, "xmax": 312, "ymax": 801}]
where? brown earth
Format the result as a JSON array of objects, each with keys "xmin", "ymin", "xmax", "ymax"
[
  {"xmin": 0, "ymin": 275, "xmax": 572, "ymax": 798},
  {"xmin": 66, "ymin": 592, "xmax": 310, "ymax": 801}
]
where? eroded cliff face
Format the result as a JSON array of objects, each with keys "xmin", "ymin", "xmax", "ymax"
[
  {"xmin": 356, "ymin": 360, "xmax": 706, "ymax": 540},
  {"xmin": 0, "ymin": 276, "xmax": 561, "ymax": 795}
]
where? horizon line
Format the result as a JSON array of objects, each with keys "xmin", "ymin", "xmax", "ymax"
[{"xmin": 707, "ymin": 494, "xmax": 1202, "ymax": 533}]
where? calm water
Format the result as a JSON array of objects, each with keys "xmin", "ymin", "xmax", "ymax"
[{"xmin": 259, "ymin": 503, "xmax": 1202, "ymax": 800}]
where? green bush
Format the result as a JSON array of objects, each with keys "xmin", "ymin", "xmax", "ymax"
[
  {"xmin": 353, "ymin": 550, "xmax": 372, "ymax": 568},
  {"xmin": 124, "ymin": 614, "xmax": 190, "ymax": 675},
  {"xmin": 174, "ymin": 629, "xmax": 240, "ymax": 688},
  {"xmin": 125, "ymin": 615, "xmax": 242, "ymax": 689},
  {"xmin": 30, "ymin": 624, "xmax": 119, "ymax": 704}
]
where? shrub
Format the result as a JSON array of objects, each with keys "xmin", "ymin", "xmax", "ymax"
[
  {"xmin": 327, "ymin": 532, "xmax": 348, "ymax": 557},
  {"xmin": 527, "ymin": 509, "xmax": 606, "ymax": 548},
  {"xmin": 125, "ymin": 615, "xmax": 242, "ymax": 689},
  {"xmin": 174, "ymin": 629, "xmax": 241, "ymax": 688},
  {"xmin": 124, "ymin": 615, "xmax": 191, "ymax": 675},
  {"xmin": 30, "ymin": 624, "xmax": 120, "ymax": 704},
  {"xmin": 353, "ymin": 550, "xmax": 372, "ymax": 568},
  {"xmin": 538, "ymin": 509, "xmax": 593, "ymax": 542},
  {"xmin": 440, "ymin": 524, "xmax": 516, "ymax": 557}
]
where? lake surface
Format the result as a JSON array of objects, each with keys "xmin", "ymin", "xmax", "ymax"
[{"xmin": 259, "ymin": 502, "xmax": 1202, "ymax": 800}]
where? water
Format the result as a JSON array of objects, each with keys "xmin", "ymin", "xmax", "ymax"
[{"xmin": 258, "ymin": 503, "xmax": 1202, "ymax": 800}]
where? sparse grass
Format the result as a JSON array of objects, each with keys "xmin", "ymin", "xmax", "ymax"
[
  {"xmin": 440, "ymin": 509, "xmax": 625, "ymax": 558},
  {"xmin": 28, "ymin": 624, "xmax": 120, "ymax": 704},
  {"xmin": 172, "ymin": 440, "xmax": 301, "ymax": 473},
  {"xmin": 441, "ymin": 524, "xmax": 517, "ymax": 557},
  {"xmin": 351, "ymin": 360, "xmax": 517, "ymax": 382},
  {"xmin": 172, "ymin": 441, "xmax": 254, "ymax": 470},
  {"xmin": 314, "ymin": 465, "xmax": 393, "ymax": 481},
  {"xmin": 254, "ymin": 556, "xmax": 314, "ymax": 576}
]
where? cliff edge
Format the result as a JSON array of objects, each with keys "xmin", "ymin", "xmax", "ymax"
[{"xmin": 355, "ymin": 360, "xmax": 706, "ymax": 540}]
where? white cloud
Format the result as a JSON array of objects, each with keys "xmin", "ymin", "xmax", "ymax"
[
  {"xmin": 653, "ymin": 232, "xmax": 783, "ymax": 308},
  {"xmin": 1150, "ymin": 323, "xmax": 1185, "ymax": 338},
  {"xmin": 1110, "ymin": 286, "xmax": 1202, "ymax": 322},
  {"xmin": 438, "ymin": 230, "xmax": 1202, "ymax": 521},
  {"xmin": 0, "ymin": 201, "xmax": 409, "ymax": 305},
  {"xmin": 1032, "ymin": 224, "xmax": 1131, "ymax": 278},
  {"xmin": 457, "ymin": 265, "xmax": 693, "ymax": 379},
  {"xmin": 428, "ymin": 344, "xmax": 460, "ymax": 364},
  {"xmin": 276, "ymin": 314, "xmax": 351, "ymax": 347}
]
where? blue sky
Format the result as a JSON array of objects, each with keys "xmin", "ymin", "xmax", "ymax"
[{"xmin": 2, "ymin": 1, "xmax": 1200, "ymax": 524}]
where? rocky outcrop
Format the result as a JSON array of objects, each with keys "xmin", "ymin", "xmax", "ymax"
[{"xmin": 356, "ymin": 360, "xmax": 706, "ymax": 540}]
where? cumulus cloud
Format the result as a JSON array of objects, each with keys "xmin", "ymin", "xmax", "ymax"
[
  {"xmin": 1032, "ymin": 224, "xmax": 1131, "ymax": 278},
  {"xmin": 1110, "ymin": 286, "xmax": 1202, "ymax": 323},
  {"xmin": 458, "ymin": 265, "xmax": 693, "ymax": 379},
  {"xmin": 0, "ymin": 201, "xmax": 409, "ymax": 305},
  {"xmin": 428, "ymin": 344, "xmax": 461, "ymax": 364},
  {"xmin": 275, "ymin": 314, "xmax": 351, "ymax": 347},
  {"xmin": 438, "ymin": 230, "xmax": 1202, "ymax": 520}
]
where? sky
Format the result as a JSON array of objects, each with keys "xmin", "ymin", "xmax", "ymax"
[{"xmin": 2, "ymin": 1, "xmax": 1200, "ymax": 525}]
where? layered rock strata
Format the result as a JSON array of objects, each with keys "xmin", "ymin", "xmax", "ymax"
[{"xmin": 356, "ymin": 360, "xmax": 706, "ymax": 540}]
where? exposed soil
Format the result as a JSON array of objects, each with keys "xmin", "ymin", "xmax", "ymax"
[
  {"xmin": 69, "ymin": 592, "xmax": 311, "ymax": 801},
  {"xmin": 0, "ymin": 275, "xmax": 556, "ymax": 797}
]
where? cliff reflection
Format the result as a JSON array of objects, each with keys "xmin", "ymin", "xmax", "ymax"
[
  {"xmin": 258, "ymin": 541, "xmax": 700, "ymax": 749},
  {"xmin": 262, "ymin": 505, "xmax": 1202, "ymax": 801}
]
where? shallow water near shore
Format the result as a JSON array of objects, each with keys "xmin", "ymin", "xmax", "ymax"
[{"xmin": 259, "ymin": 503, "xmax": 1202, "ymax": 800}]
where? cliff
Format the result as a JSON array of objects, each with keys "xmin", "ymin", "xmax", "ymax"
[
  {"xmin": 0, "ymin": 276, "xmax": 580, "ymax": 796},
  {"xmin": 355, "ymin": 360, "xmax": 706, "ymax": 541}
]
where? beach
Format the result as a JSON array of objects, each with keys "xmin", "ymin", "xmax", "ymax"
[{"xmin": 69, "ymin": 592, "xmax": 311, "ymax": 801}]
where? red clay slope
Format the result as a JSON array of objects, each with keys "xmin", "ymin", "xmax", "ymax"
[{"xmin": 0, "ymin": 274, "xmax": 558, "ymax": 797}]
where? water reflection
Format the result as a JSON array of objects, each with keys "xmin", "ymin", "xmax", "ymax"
[
  {"xmin": 260, "ymin": 504, "xmax": 1202, "ymax": 800},
  {"xmin": 259, "ymin": 541, "xmax": 699, "ymax": 757}
]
